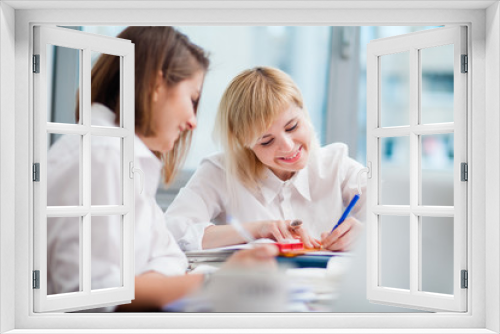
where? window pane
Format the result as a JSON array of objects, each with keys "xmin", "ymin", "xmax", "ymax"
[
  {"xmin": 380, "ymin": 136, "xmax": 410, "ymax": 205},
  {"xmin": 421, "ymin": 133, "xmax": 454, "ymax": 206},
  {"xmin": 47, "ymin": 216, "xmax": 81, "ymax": 295},
  {"xmin": 47, "ymin": 44, "xmax": 81, "ymax": 146},
  {"xmin": 47, "ymin": 133, "xmax": 81, "ymax": 206},
  {"xmin": 421, "ymin": 217, "xmax": 454, "ymax": 294},
  {"xmin": 91, "ymin": 136, "xmax": 122, "ymax": 206},
  {"xmin": 91, "ymin": 215, "xmax": 122, "ymax": 290},
  {"xmin": 91, "ymin": 52, "xmax": 120, "ymax": 127},
  {"xmin": 380, "ymin": 215, "xmax": 410, "ymax": 290},
  {"xmin": 380, "ymin": 51, "xmax": 410, "ymax": 127},
  {"xmin": 420, "ymin": 44, "xmax": 454, "ymax": 124},
  {"xmin": 47, "ymin": 45, "xmax": 80, "ymax": 126}
]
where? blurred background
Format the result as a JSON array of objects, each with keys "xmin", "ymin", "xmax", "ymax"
[{"xmin": 48, "ymin": 25, "xmax": 454, "ymax": 312}]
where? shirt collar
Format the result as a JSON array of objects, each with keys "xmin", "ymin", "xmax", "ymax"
[
  {"xmin": 259, "ymin": 164, "xmax": 312, "ymax": 204},
  {"xmin": 134, "ymin": 133, "xmax": 161, "ymax": 162}
]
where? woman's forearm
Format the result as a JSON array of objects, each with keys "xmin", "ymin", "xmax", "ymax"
[
  {"xmin": 202, "ymin": 223, "xmax": 260, "ymax": 249},
  {"xmin": 116, "ymin": 271, "xmax": 204, "ymax": 312},
  {"xmin": 116, "ymin": 244, "xmax": 281, "ymax": 311}
]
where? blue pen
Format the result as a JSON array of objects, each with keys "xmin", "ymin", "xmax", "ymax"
[{"xmin": 331, "ymin": 194, "xmax": 360, "ymax": 232}]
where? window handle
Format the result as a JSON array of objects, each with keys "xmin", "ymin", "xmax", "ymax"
[
  {"xmin": 129, "ymin": 162, "xmax": 145, "ymax": 195},
  {"xmin": 357, "ymin": 166, "xmax": 370, "ymax": 195}
]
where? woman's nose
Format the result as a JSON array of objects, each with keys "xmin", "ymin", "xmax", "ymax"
[
  {"xmin": 279, "ymin": 135, "xmax": 294, "ymax": 151},
  {"xmin": 186, "ymin": 114, "xmax": 197, "ymax": 130}
]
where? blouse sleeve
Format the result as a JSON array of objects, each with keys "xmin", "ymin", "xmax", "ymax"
[
  {"xmin": 164, "ymin": 157, "xmax": 227, "ymax": 251},
  {"xmin": 140, "ymin": 212, "xmax": 189, "ymax": 277}
]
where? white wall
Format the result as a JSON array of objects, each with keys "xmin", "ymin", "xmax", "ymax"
[
  {"xmin": 0, "ymin": 2, "xmax": 16, "ymax": 333},
  {"xmin": 486, "ymin": 2, "xmax": 500, "ymax": 332}
]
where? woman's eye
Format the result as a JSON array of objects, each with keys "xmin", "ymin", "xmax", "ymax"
[
  {"xmin": 261, "ymin": 138, "xmax": 274, "ymax": 146},
  {"xmin": 191, "ymin": 98, "xmax": 199, "ymax": 109},
  {"xmin": 286, "ymin": 123, "xmax": 298, "ymax": 132}
]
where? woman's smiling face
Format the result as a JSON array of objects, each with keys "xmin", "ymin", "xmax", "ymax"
[{"xmin": 251, "ymin": 104, "xmax": 312, "ymax": 181}]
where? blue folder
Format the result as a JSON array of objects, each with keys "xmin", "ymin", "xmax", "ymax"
[{"xmin": 276, "ymin": 254, "xmax": 334, "ymax": 268}]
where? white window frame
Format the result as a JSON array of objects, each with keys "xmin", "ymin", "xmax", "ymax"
[
  {"xmin": 32, "ymin": 25, "xmax": 136, "ymax": 313},
  {"xmin": 1, "ymin": 1, "xmax": 498, "ymax": 333},
  {"xmin": 366, "ymin": 26, "xmax": 467, "ymax": 312}
]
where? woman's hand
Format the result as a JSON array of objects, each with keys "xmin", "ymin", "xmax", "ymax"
[
  {"xmin": 320, "ymin": 217, "xmax": 362, "ymax": 251},
  {"xmin": 224, "ymin": 244, "xmax": 279, "ymax": 269},
  {"xmin": 251, "ymin": 220, "xmax": 321, "ymax": 249}
]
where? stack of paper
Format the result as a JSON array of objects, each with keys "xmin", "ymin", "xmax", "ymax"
[{"xmin": 185, "ymin": 243, "xmax": 256, "ymax": 263}]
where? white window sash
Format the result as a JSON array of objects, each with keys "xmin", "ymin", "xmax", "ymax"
[
  {"xmin": 366, "ymin": 26, "xmax": 468, "ymax": 312},
  {"xmin": 32, "ymin": 25, "xmax": 135, "ymax": 313}
]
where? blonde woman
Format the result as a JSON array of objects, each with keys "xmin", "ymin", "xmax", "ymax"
[{"xmin": 165, "ymin": 67, "xmax": 366, "ymax": 252}]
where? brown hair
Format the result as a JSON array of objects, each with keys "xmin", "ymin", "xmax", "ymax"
[
  {"xmin": 78, "ymin": 26, "xmax": 209, "ymax": 184},
  {"xmin": 214, "ymin": 66, "xmax": 317, "ymax": 192}
]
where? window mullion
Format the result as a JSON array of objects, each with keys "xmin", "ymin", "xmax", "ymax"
[
  {"xmin": 409, "ymin": 47, "xmax": 419, "ymax": 294},
  {"xmin": 34, "ymin": 28, "xmax": 49, "ymax": 306},
  {"xmin": 374, "ymin": 54, "xmax": 382, "ymax": 289},
  {"xmin": 453, "ymin": 26, "xmax": 468, "ymax": 307},
  {"xmin": 122, "ymin": 51, "xmax": 135, "ymax": 291},
  {"xmin": 78, "ymin": 48, "xmax": 85, "ymax": 293},
  {"xmin": 81, "ymin": 47, "xmax": 92, "ymax": 294},
  {"xmin": 365, "ymin": 48, "xmax": 379, "ymax": 294}
]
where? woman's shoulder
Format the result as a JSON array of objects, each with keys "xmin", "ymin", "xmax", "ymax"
[
  {"xmin": 309, "ymin": 142, "xmax": 352, "ymax": 176},
  {"xmin": 184, "ymin": 152, "xmax": 228, "ymax": 190},
  {"xmin": 200, "ymin": 151, "xmax": 226, "ymax": 170},
  {"xmin": 315, "ymin": 142, "xmax": 349, "ymax": 162}
]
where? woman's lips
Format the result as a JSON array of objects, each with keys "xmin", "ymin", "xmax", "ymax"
[{"xmin": 278, "ymin": 146, "xmax": 302, "ymax": 163}]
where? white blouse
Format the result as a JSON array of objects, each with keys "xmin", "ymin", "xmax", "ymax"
[
  {"xmin": 47, "ymin": 103, "xmax": 188, "ymax": 299},
  {"xmin": 164, "ymin": 143, "xmax": 367, "ymax": 251}
]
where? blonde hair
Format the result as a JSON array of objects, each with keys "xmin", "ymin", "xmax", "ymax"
[{"xmin": 214, "ymin": 66, "xmax": 316, "ymax": 193}]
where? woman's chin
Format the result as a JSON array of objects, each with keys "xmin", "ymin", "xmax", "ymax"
[{"xmin": 166, "ymin": 140, "xmax": 176, "ymax": 152}]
